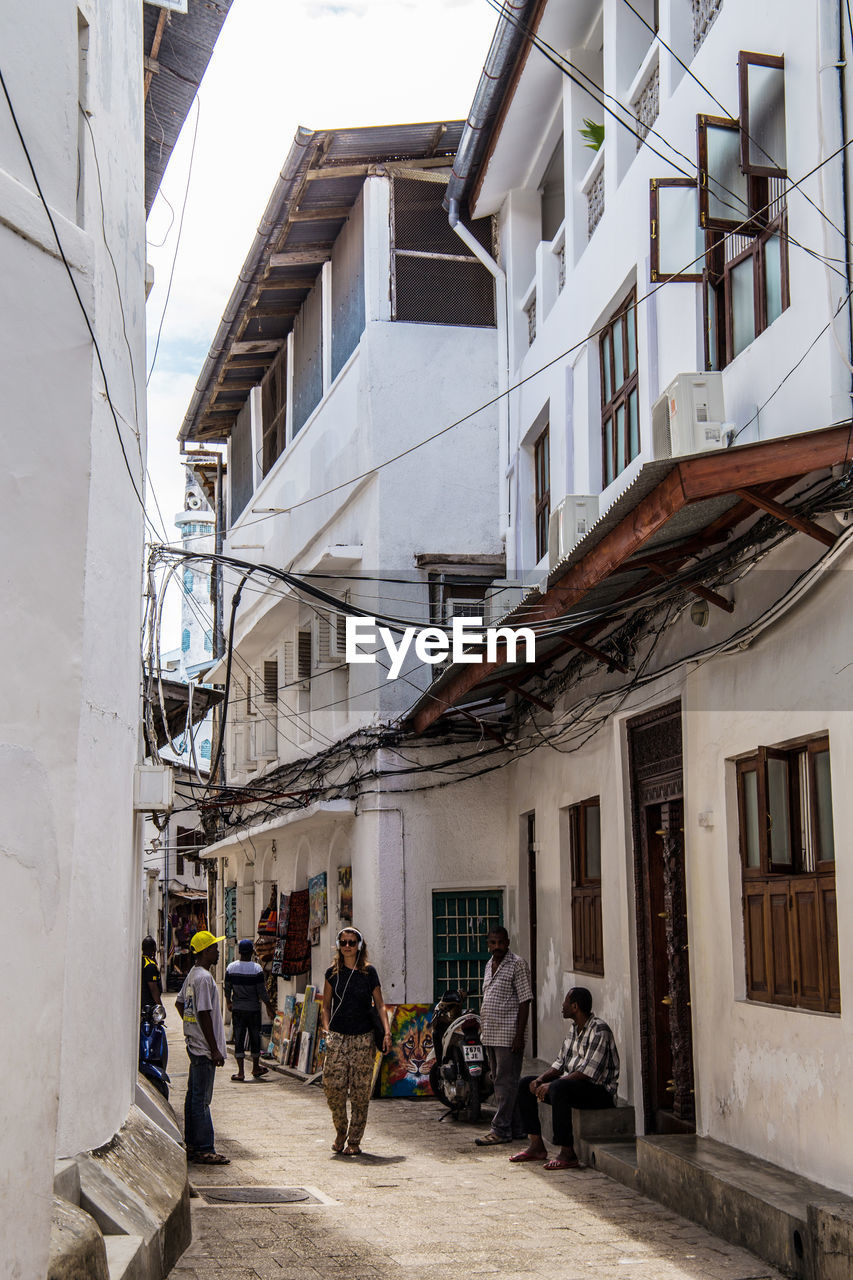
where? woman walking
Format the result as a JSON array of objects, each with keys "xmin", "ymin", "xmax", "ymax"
[{"xmin": 320, "ymin": 928, "xmax": 391, "ymax": 1155}]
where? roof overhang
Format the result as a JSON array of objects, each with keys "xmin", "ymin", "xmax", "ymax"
[
  {"xmin": 179, "ymin": 120, "xmax": 466, "ymax": 446},
  {"xmin": 405, "ymin": 424, "xmax": 852, "ymax": 734},
  {"xmin": 144, "ymin": 677, "xmax": 224, "ymax": 753},
  {"xmin": 199, "ymin": 799, "xmax": 356, "ymax": 858},
  {"xmin": 446, "ymin": 0, "xmax": 599, "ymax": 220},
  {"xmin": 144, "ymin": 1, "xmax": 234, "ymax": 214}
]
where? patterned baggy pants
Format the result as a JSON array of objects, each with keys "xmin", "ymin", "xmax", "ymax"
[{"xmin": 322, "ymin": 1030, "xmax": 376, "ymax": 1146}]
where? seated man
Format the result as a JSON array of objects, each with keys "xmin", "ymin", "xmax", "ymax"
[{"xmin": 510, "ymin": 986, "xmax": 619, "ymax": 1170}]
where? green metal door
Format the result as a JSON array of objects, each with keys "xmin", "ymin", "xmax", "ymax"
[{"xmin": 432, "ymin": 890, "xmax": 504, "ymax": 1010}]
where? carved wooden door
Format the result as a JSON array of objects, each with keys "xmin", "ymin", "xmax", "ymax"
[{"xmin": 628, "ymin": 703, "xmax": 695, "ymax": 1133}]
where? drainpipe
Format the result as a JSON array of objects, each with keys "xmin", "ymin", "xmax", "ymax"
[
  {"xmin": 838, "ymin": 11, "xmax": 853, "ymax": 398},
  {"xmin": 447, "ymin": 199, "xmax": 511, "ymax": 545}
]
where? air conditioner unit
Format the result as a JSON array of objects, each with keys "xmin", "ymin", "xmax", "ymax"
[
  {"xmin": 548, "ymin": 495, "xmax": 599, "ymax": 569},
  {"xmin": 651, "ymin": 373, "xmax": 726, "ymax": 459},
  {"xmin": 486, "ymin": 580, "xmax": 525, "ymax": 626}
]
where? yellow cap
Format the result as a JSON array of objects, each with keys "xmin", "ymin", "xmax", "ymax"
[{"xmin": 189, "ymin": 930, "xmax": 225, "ymax": 954}]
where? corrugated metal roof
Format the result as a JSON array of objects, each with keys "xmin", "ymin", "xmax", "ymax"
[
  {"xmin": 180, "ymin": 120, "xmax": 466, "ymax": 444},
  {"xmin": 144, "ymin": 0, "xmax": 234, "ymax": 214}
]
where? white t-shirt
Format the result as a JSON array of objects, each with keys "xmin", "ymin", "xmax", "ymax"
[{"xmin": 179, "ymin": 965, "xmax": 226, "ymax": 1060}]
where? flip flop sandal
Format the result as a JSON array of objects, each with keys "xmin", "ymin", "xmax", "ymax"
[
  {"xmin": 475, "ymin": 1132, "xmax": 511, "ymax": 1146},
  {"xmin": 509, "ymin": 1149, "xmax": 547, "ymax": 1163},
  {"xmin": 251, "ymin": 1067, "xmax": 270, "ymax": 1077},
  {"xmin": 543, "ymin": 1157, "xmax": 580, "ymax": 1171},
  {"xmin": 191, "ymin": 1152, "xmax": 231, "ymax": 1165},
  {"xmin": 332, "ymin": 1136, "xmax": 347, "ymax": 1153},
  {"xmin": 230, "ymin": 1074, "xmax": 246, "ymax": 1082},
  {"xmin": 342, "ymin": 1145, "xmax": 362, "ymax": 1157}
]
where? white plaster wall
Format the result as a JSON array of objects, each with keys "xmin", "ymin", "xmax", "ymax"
[
  {"xmin": 683, "ymin": 550, "xmax": 853, "ymax": 1194},
  {"xmin": 0, "ymin": 1, "xmax": 146, "ymax": 1271}
]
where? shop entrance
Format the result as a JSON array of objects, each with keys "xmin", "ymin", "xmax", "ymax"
[{"xmin": 627, "ymin": 702, "xmax": 695, "ymax": 1134}]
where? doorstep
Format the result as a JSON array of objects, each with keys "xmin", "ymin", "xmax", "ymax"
[{"xmin": 634, "ymin": 1133, "xmax": 853, "ymax": 1280}]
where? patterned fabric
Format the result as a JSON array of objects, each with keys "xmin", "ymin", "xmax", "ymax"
[
  {"xmin": 551, "ymin": 1013, "xmax": 620, "ymax": 1096},
  {"xmin": 322, "ymin": 1030, "xmax": 376, "ymax": 1146},
  {"xmin": 480, "ymin": 951, "xmax": 534, "ymax": 1047}
]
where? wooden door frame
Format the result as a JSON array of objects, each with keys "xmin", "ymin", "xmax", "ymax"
[{"xmin": 627, "ymin": 700, "xmax": 695, "ymax": 1132}]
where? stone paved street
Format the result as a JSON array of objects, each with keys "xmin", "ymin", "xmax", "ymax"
[{"xmin": 165, "ymin": 998, "xmax": 782, "ymax": 1280}]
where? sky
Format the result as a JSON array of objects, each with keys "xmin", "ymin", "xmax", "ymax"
[{"xmin": 144, "ymin": 0, "xmax": 498, "ymax": 644}]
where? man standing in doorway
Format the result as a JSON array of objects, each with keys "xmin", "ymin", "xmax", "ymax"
[
  {"xmin": 510, "ymin": 986, "xmax": 619, "ymax": 1170},
  {"xmin": 224, "ymin": 938, "xmax": 274, "ymax": 1081},
  {"xmin": 176, "ymin": 930, "xmax": 230, "ymax": 1165},
  {"xmin": 474, "ymin": 926, "xmax": 533, "ymax": 1147}
]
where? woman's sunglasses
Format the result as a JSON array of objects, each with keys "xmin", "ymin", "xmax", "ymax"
[{"xmin": 339, "ymin": 939, "xmax": 358, "ymax": 947}]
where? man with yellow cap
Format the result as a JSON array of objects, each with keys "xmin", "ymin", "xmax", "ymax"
[{"xmin": 176, "ymin": 930, "xmax": 229, "ymax": 1164}]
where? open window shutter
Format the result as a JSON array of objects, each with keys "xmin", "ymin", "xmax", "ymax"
[
  {"xmin": 283, "ymin": 639, "xmax": 295, "ymax": 685},
  {"xmin": 298, "ymin": 629, "xmax": 312, "ymax": 680},
  {"xmin": 743, "ymin": 884, "xmax": 771, "ymax": 1001},
  {"xmin": 263, "ymin": 659, "xmax": 278, "ymax": 704},
  {"xmin": 316, "ymin": 611, "xmax": 333, "ymax": 665},
  {"xmin": 738, "ymin": 52, "xmax": 786, "ymax": 179}
]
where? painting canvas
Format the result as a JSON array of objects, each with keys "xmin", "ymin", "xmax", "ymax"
[
  {"xmin": 377, "ymin": 1004, "xmax": 435, "ymax": 1098},
  {"xmin": 308, "ymin": 872, "xmax": 328, "ymax": 928},
  {"xmin": 337, "ymin": 865, "xmax": 353, "ymax": 921}
]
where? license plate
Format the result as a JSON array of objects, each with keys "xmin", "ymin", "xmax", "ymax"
[{"xmin": 462, "ymin": 1044, "xmax": 483, "ymax": 1062}]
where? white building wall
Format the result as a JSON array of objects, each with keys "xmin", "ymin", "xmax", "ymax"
[
  {"xmin": 0, "ymin": 0, "xmax": 145, "ymax": 1270},
  {"xmin": 438, "ymin": 0, "xmax": 853, "ymax": 1196}
]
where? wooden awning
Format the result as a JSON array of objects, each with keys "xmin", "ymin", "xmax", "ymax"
[{"xmin": 406, "ymin": 423, "xmax": 851, "ymax": 735}]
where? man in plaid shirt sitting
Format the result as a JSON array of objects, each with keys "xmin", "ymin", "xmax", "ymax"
[
  {"xmin": 509, "ymin": 987, "xmax": 619, "ymax": 1170},
  {"xmin": 474, "ymin": 927, "xmax": 533, "ymax": 1147}
]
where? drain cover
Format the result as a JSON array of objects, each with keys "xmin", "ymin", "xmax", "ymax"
[{"xmin": 198, "ymin": 1186, "xmax": 313, "ymax": 1205}]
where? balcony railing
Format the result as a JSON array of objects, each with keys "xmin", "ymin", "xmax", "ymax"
[
  {"xmin": 586, "ymin": 159, "xmax": 605, "ymax": 239},
  {"xmin": 634, "ymin": 61, "xmax": 660, "ymax": 149}
]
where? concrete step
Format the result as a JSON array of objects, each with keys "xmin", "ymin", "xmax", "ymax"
[
  {"xmin": 637, "ymin": 1134, "xmax": 853, "ymax": 1280},
  {"xmin": 104, "ymin": 1234, "xmax": 145, "ymax": 1280},
  {"xmin": 541, "ymin": 1100, "xmax": 634, "ymax": 1147},
  {"xmin": 585, "ymin": 1139, "xmax": 640, "ymax": 1190}
]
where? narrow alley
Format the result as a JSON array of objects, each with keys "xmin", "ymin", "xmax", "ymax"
[{"xmin": 166, "ymin": 1000, "xmax": 781, "ymax": 1280}]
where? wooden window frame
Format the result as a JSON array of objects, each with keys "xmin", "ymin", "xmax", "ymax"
[
  {"xmin": 697, "ymin": 114, "xmax": 770, "ymax": 234},
  {"xmin": 704, "ymin": 212, "xmax": 789, "ymax": 369},
  {"xmin": 739, "ymin": 51, "xmax": 787, "ymax": 179},
  {"xmin": 736, "ymin": 736, "xmax": 839, "ymax": 1013},
  {"xmin": 599, "ymin": 291, "xmax": 639, "ymax": 486},
  {"xmin": 650, "ymin": 178, "xmax": 704, "ymax": 283},
  {"xmin": 534, "ymin": 425, "xmax": 550, "ymax": 563},
  {"xmin": 569, "ymin": 797, "xmax": 603, "ymax": 976}
]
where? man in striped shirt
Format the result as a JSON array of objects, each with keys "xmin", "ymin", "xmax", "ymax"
[
  {"xmin": 474, "ymin": 927, "xmax": 533, "ymax": 1146},
  {"xmin": 224, "ymin": 939, "xmax": 274, "ymax": 1081},
  {"xmin": 509, "ymin": 987, "xmax": 619, "ymax": 1170}
]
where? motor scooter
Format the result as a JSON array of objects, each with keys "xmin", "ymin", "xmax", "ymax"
[
  {"xmin": 428, "ymin": 990, "xmax": 493, "ymax": 1123},
  {"xmin": 139, "ymin": 1003, "xmax": 170, "ymax": 1100}
]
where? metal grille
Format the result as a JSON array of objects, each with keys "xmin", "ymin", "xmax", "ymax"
[
  {"xmin": 693, "ymin": 0, "xmax": 723, "ymax": 53},
  {"xmin": 525, "ymin": 296, "xmax": 537, "ymax": 346},
  {"xmin": 229, "ymin": 399, "xmax": 253, "ymax": 520},
  {"xmin": 634, "ymin": 62, "xmax": 660, "ymax": 148},
  {"xmin": 587, "ymin": 165, "xmax": 605, "ymax": 239},
  {"xmin": 331, "ymin": 192, "xmax": 365, "ymax": 380},
  {"xmin": 291, "ymin": 279, "xmax": 323, "ymax": 436},
  {"xmin": 391, "ymin": 177, "xmax": 496, "ymax": 327},
  {"xmin": 432, "ymin": 891, "xmax": 503, "ymax": 1010}
]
